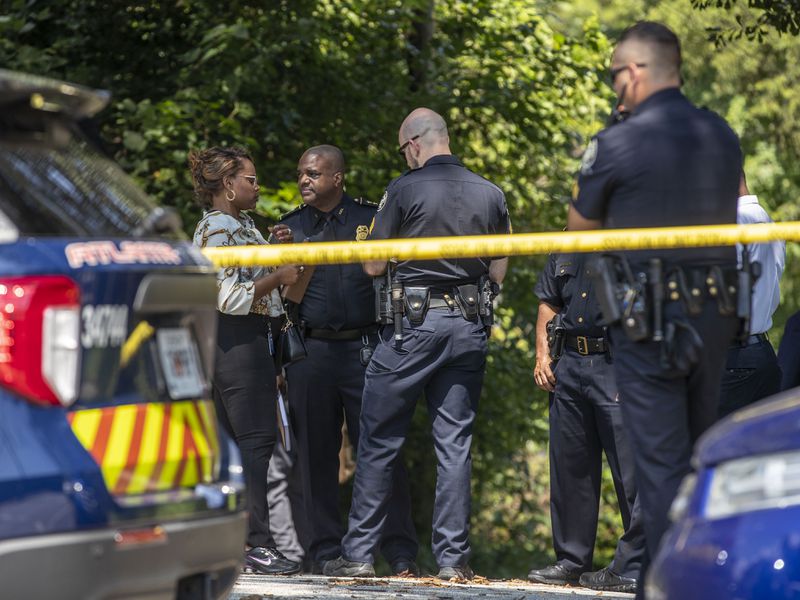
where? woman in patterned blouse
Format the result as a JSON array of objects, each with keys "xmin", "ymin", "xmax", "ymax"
[{"xmin": 189, "ymin": 146, "xmax": 301, "ymax": 575}]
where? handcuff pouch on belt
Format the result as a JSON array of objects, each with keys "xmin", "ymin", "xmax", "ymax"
[
  {"xmin": 546, "ymin": 313, "xmax": 566, "ymax": 361},
  {"xmin": 453, "ymin": 284, "xmax": 480, "ymax": 320},
  {"xmin": 403, "ymin": 287, "xmax": 430, "ymax": 325}
]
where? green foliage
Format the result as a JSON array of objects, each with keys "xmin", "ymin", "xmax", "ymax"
[
  {"xmin": 692, "ymin": 0, "xmax": 800, "ymax": 42},
  {"xmin": 0, "ymin": 2, "xmax": 612, "ymax": 578},
  {"xmin": 10, "ymin": 0, "xmax": 796, "ymax": 581}
]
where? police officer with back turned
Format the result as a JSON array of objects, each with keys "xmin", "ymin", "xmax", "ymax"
[
  {"xmin": 324, "ymin": 108, "xmax": 511, "ymax": 580},
  {"xmin": 280, "ymin": 145, "xmax": 418, "ymax": 575},
  {"xmin": 567, "ymin": 22, "xmax": 743, "ymax": 597}
]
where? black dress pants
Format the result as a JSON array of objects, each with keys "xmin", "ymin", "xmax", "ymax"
[
  {"xmin": 213, "ymin": 312, "xmax": 278, "ymax": 549},
  {"xmin": 610, "ymin": 301, "xmax": 738, "ymax": 599},
  {"xmin": 549, "ymin": 348, "xmax": 644, "ymax": 579},
  {"xmin": 719, "ymin": 337, "xmax": 781, "ymax": 418}
]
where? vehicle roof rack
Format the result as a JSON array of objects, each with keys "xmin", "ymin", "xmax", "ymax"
[{"xmin": 0, "ymin": 69, "xmax": 110, "ymax": 119}]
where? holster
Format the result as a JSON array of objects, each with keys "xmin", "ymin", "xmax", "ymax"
[
  {"xmin": 587, "ymin": 254, "xmax": 648, "ymax": 342},
  {"xmin": 546, "ymin": 313, "xmax": 566, "ymax": 361},
  {"xmin": 660, "ymin": 317, "xmax": 703, "ymax": 372},
  {"xmin": 374, "ymin": 274, "xmax": 392, "ymax": 325},
  {"xmin": 454, "ymin": 284, "xmax": 480, "ymax": 320},
  {"xmin": 479, "ymin": 276, "xmax": 499, "ymax": 328},
  {"xmin": 403, "ymin": 286, "xmax": 430, "ymax": 325},
  {"xmin": 587, "ymin": 255, "xmax": 623, "ymax": 324}
]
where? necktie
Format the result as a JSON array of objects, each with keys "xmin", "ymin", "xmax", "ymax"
[{"xmin": 323, "ymin": 215, "xmax": 346, "ymax": 330}]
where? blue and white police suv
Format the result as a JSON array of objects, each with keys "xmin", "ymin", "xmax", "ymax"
[{"xmin": 0, "ymin": 71, "xmax": 246, "ymax": 599}]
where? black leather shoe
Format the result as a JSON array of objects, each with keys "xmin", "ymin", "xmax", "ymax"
[
  {"xmin": 527, "ymin": 563, "xmax": 581, "ymax": 586},
  {"xmin": 579, "ymin": 567, "xmax": 637, "ymax": 593},
  {"xmin": 246, "ymin": 547, "xmax": 301, "ymax": 575},
  {"xmin": 322, "ymin": 556, "xmax": 376, "ymax": 577},
  {"xmin": 437, "ymin": 565, "xmax": 474, "ymax": 580},
  {"xmin": 390, "ymin": 558, "xmax": 420, "ymax": 576}
]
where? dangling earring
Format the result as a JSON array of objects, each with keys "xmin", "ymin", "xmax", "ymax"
[{"xmin": 226, "ymin": 188, "xmax": 236, "ymax": 202}]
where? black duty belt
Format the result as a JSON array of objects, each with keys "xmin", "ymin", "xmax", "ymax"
[
  {"xmin": 429, "ymin": 298, "xmax": 455, "ymax": 309},
  {"xmin": 733, "ymin": 332, "xmax": 768, "ymax": 348},
  {"xmin": 565, "ymin": 334, "xmax": 607, "ymax": 355},
  {"xmin": 304, "ymin": 326, "xmax": 377, "ymax": 341}
]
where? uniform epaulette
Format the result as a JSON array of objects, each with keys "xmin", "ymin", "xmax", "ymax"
[
  {"xmin": 353, "ymin": 197, "xmax": 379, "ymax": 207},
  {"xmin": 279, "ymin": 204, "xmax": 306, "ymax": 220}
]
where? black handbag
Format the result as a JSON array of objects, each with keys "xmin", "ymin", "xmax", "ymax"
[{"xmin": 280, "ymin": 315, "xmax": 307, "ymax": 367}]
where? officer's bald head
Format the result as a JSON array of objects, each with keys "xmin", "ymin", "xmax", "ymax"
[
  {"xmin": 614, "ymin": 21, "xmax": 682, "ymax": 84},
  {"xmin": 398, "ymin": 108, "xmax": 451, "ymax": 169},
  {"xmin": 400, "ymin": 108, "xmax": 449, "ymax": 144},
  {"xmin": 301, "ymin": 144, "xmax": 345, "ymax": 174}
]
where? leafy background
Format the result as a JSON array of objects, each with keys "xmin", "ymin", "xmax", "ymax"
[{"xmin": 2, "ymin": 0, "xmax": 797, "ymax": 578}]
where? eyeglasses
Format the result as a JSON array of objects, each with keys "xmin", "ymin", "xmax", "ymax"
[
  {"xmin": 398, "ymin": 128, "xmax": 430, "ymax": 156},
  {"xmin": 398, "ymin": 135, "xmax": 421, "ymax": 156},
  {"xmin": 609, "ymin": 63, "xmax": 647, "ymax": 85},
  {"xmin": 240, "ymin": 174, "xmax": 258, "ymax": 187}
]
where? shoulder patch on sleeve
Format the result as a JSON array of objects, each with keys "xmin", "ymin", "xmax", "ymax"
[
  {"xmin": 279, "ymin": 204, "xmax": 306, "ymax": 221},
  {"xmin": 580, "ymin": 138, "xmax": 598, "ymax": 175},
  {"xmin": 353, "ymin": 196, "xmax": 379, "ymax": 207},
  {"xmin": 377, "ymin": 190, "xmax": 388, "ymax": 212}
]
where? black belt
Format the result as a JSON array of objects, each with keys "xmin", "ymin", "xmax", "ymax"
[
  {"xmin": 733, "ymin": 332, "xmax": 769, "ymax": 347},
  {"xmin": 428, "ymin": 298, "xmax": 455, "ymax": 309},
  {"xmin": 304, "ymin": 326, "xmax": 377, "ymax": 341},
  {"xmin": 565, "ymin": 334, "xmax": 607, "ymax": 355}
]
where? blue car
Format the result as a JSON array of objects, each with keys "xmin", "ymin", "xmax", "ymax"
[
  {"xmin": 0, "ymin": 70, "xmax": 246, "ymax": 598},
  {"xmin": 648, "ymin": 390, "xmax": 800, "ymax": 599}
]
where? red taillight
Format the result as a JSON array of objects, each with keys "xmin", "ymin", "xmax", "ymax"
[{"xmin": 0, "ymin": 276, "xmax": 81, "ymax": 406}]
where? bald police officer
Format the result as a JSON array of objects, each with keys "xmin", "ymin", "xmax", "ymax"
[
  {"xmin": 568, "ymin": 22, "xmax": 742, "ymax": 597},
  {"xmin": 324, "ymin": 108, "xmax": 510, "ymax": 579},
  {"xmin": 280, "ymin": 145, "xmax": 418, "ymax": 575}
]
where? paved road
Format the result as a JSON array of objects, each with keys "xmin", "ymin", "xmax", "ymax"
[{"xmin": 228, "ymin": 574, "xmax": 635, "ymax": 600}]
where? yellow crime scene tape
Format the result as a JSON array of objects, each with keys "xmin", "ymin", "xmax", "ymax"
[{"xmin": 202, "ymin": 221, "xmax": 800, "ymax": 267}]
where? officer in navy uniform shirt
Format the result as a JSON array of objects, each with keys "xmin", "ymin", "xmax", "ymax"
[
  {"xmin": 324, "ymin": 108, "xmax": 510, "ymax": 580},
  {"xmin": 280, "ymin": 145, "xmax": 418, "ymax": 575},
  {"xmin": 567, "ymin": 23, "xmax": 742, "ymax": 598},
  {"xmin": 528, "ymin": 252, "xmax": 643, "ymax": 594}
]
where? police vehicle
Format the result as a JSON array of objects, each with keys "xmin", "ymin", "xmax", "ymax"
[
  {"xmin": 649, "ymin": 388, "xmax": 800, "ymax": 599},
  {"xmin": 0, "ymin": 70, "xmax": 246, "ymax": 599}
]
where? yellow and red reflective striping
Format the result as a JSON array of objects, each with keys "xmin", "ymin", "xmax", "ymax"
[{"xmin": 67, "ymin": 400, "xmax": 220, "ymax": 496}]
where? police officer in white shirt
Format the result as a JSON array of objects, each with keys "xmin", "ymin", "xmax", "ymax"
[{"xmin": 719, "ymin": 172, "xmax": 786, "ymax": 417}]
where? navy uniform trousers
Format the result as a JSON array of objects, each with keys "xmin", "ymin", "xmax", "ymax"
[
  {"xmin": 286, "ymin": 336, "xmax": 417, "ymax": 564},
  {"xmin": 609, "ymin": 301, "xmax": 738, "ymax": 597},
  {"xmin": 550, "ymin": 348, "xmax": 643, "ymax": 579},
  {"xmin": 342, "ymin": 308, "xmax": 487, "ymax": 567}
]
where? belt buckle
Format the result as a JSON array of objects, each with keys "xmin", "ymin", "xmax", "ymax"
[{"xmin": 576, "ymin": 336, "xmax": 589, "ymax": 355}]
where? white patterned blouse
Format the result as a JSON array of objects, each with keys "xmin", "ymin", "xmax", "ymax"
[{"xmin": 193, "ymin": 209, "xmax": 284, "ymax": 317}]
